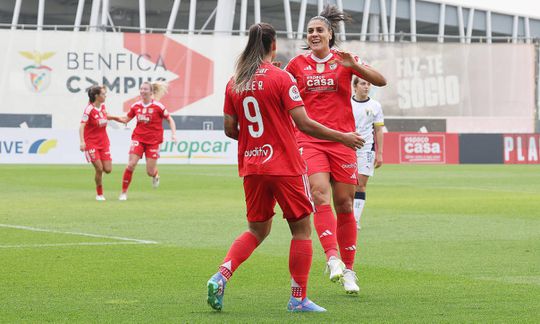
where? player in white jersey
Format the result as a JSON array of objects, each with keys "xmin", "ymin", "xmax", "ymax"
[{"xmin": 351, "ymin": 77, "xmax": 384, "ymax": 229}]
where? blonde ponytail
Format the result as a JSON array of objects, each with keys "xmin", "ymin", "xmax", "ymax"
[{"xmin": 151, "ymin": 81, "xmax": 168, "ymax": 101}]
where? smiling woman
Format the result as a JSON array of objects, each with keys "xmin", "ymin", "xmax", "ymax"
[{"xmin": 284, "ymin": 5, "xmax": 387, "ymax": 295}]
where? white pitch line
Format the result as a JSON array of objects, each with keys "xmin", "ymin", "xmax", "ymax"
[
  {"xmin": 0, "ymin": 224, "xmax": 158, "ymax": 244},
  {"xmin": 0, "ymin": 242, "xmax": 144, "ymax": 248}
]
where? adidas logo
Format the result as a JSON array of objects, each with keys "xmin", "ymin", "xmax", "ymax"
[
  {"xmin": 345, "ymin": 245, "xmax": 356, "ymax": 251},
  {"xmin": 350, "ymin": 173, "xmax": 357, "ymax": 179},
  {"xmin": 319, "ymin": 230, "xmax": 333, "ymax": 238},
  {"xmin": 303, "ymin": 65, "xmax": 313, "ymax": 70}
]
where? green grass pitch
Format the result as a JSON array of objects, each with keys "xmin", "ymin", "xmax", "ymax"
[{"xmin": 0, "ymin": 164, "xmax": 539, "ymax": 323}]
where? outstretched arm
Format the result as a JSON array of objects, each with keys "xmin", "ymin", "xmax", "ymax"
[
  {"xmin": 108, "ymin": 115, "xmax": 131, "ymax": 124},
  {"xmin": 289, "ymin": 106, "xmax": 364, "ymax": 150}
]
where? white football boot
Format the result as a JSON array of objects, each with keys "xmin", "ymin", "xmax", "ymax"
[
  {"xmin": 152, "ymin": 175, "xmax": 160, "ymax": 189},
  {"xmin": 95, "ymin": 195, "xmax": 106, "ymax": 201},
  {"xmin": 326, "ymin": 256, "xmax": 345, "ymax": 282},
  {"xmin": 342, "ymin": 269, "xmax": 360, "ymax": 294},
  {"xmin": 118, "ymin": 193, "xmax": 128, "ymax": 201}
]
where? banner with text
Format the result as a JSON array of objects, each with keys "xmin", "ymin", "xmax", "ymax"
[
  {"xmin": 0, "ymin": 30, "xmax": 535, "ymax": 134},
  {"xmin": 0, "ymin": 129, "xmax": 237, "ymax": 164}
]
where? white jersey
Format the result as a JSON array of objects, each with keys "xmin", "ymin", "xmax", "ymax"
[{"xmin": 351, "ymin": 96, "xmax": 384, "ymax": 152}]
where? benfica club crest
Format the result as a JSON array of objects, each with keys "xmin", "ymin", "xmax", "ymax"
[{"xmin": 19, "ymin": 51, "xmax": 55, "ymax": 93}]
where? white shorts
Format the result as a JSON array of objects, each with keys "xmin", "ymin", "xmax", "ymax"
[{"xmin": 357, "ymin": 150, "xmax": 375, "ymax": 177}]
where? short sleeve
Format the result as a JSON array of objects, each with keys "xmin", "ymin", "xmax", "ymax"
[
  {"xmin": 374, "ymin": 102, "xmax": 384, "ymax": 126},
  {"xmin": 81, "ymin": 106, "xmax": 91, "ymax": 123},
  {"xmin": 223, "ymin": 79, "xmax": 236, "ymax": 116},
  {"xmin": 127, "ymin": 105, "xmax": 136, "ymax": 118},
  {"xmin": 280, "ymin": 72, "xmax": 304, "ymax": 111}
]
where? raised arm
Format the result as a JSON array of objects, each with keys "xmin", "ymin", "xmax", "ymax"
[
  {"xmin": 335, "ymin": 50, "xmax": 387, "ymax": 87},
  {"xmin": 289, "ymin": 106, "xmax": 364, "ymax": 150}
]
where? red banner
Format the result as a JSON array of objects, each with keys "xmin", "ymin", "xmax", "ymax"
[
  {"xmin": 384, "ymin": 132, "xmax": 459, "ymax": 164},
  {"xmin": 503, "ymin": 134, "xmax": 540, "ymax": 164}
]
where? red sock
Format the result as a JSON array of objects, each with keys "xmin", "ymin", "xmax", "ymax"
[
  {"xmin": 289, "ymin": 239, "xmax": 312, "ymax": 299},
  {"xmin": 219, "ymin": 231, "xmax": 259, "ymax": 280},
  {"xmin": 337, "ymin": 212, "xmax": 357, "ymax": 270},
  {"xmin": 96, "ymin": 185, "xmax": 103, "ymax": 196},
  {"xmin": 122, "ymin": 168, "xmax": 133, "ymax": 192},
  {"xmin": 313, "ymin": 205, "xmax": 338, "ymax": 260}
]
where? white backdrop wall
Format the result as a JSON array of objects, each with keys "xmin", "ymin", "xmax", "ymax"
[{"xmin": 0, "ymin": 30, "xmax": 536, "ymax": 164}]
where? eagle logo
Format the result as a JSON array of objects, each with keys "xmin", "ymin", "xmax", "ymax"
[{"xmin": 19, "ymin": 51, "xmax": 55, "ymax": 92}]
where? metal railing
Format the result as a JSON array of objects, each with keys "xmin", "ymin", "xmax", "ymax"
[{"xmin": 1, "ymin": 23, "xmax": 538, "ymax": 44}]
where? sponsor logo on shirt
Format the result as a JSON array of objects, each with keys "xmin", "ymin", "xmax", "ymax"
[
  {"xmin": 137, "ymin": 114, "xmax": 151, "ymax": 123},
  {"xmin": 244, "ymin": 144, "xmax": 274, "ymax": 163},
  {"xmin": 341, "ymin": 162, "xmax": 357, "ymax": 169},
  {"xmin": 304, "ymin": 73, "xmax": 338, "ymax": 92}
]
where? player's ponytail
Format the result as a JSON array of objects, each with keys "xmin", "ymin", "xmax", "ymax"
[
  {"xmin": 233, "ymin": 23, "xmax": 276, "ymax": 92},
  {"xmin": 143, "ymin": 81, "xmax": 168, "ymax": 101},
  {"xmin": 88, "ymin": 85, "xmax": 104, "ymax": 103}
]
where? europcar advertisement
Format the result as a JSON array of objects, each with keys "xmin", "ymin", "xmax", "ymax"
[{"xmin": 0, "ymin": 129, "xmax": 237, "ymax": 164}]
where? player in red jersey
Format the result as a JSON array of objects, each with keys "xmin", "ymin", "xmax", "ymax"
[
  {"xmin": 285, "ymin": 5, "xmax": 387, "ymax": 294},
  {"xmin": 111, "ymin": 82, "xmax": 177, "ymax": 201},
  {"xmin": 79, "ymin": 85, "xmax": 118, "ymax": 201},
  {"xmin": 206, "ymin": 23, "xmax": 364, "ymax": 313}
]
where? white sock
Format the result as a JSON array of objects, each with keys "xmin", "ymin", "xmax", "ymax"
[{"xmin": 353, "ymin": 192, "xmax": 366, "ymax": 228}]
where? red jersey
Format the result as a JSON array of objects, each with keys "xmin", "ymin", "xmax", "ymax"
[
  {"xmin": 223, "ymin": 62, "xmax": 306, "ymax": 177},
  {"xmin": 127, "ymin": 100, "xmax": 170, "ymax": 145},
  {"xmin": 285, "ymin": 50, "xmax": 364, "ymax": 144},
  {"xmin": 81, "ymin": 103, "xmax": 109, "ymax": 149}
]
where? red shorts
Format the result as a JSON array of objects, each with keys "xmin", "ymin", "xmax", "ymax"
[
  {"xmin": 129, "ymin": 140, "xmax": 160, "ymax": 159},
  {"xmin": 299, "ymin": 141, "xmax": 358, "ymax": 184},
  {"xmin": 243, "ymin": 174, "xmax": 313, "ymax": 222},
  {"xmin": 84, "ymin": 147, "xmax": 111, "ymax": 163}
]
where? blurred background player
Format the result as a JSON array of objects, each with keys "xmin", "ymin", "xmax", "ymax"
[
  {"xmin": 111, "ymin": 82, "xmax": 177, "ymax": 201},
  {"xmin": 285, "ymin": 5, "xmax": 386, "ymax": 294},
  {"xmin": 79, "ymin": 85, "xmax": 118, "ymax": 201},
  {"xmin": 206, "ymin": 22, "xmax": 363, "ymax": 313},
  {"xmin": 352, "ymin": 77, "xmax": 385, "ymax": 230}
]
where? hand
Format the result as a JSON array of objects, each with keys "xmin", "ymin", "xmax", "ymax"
[
  {"xmin": 375, "ymin": 153, "xmax": 383, "ymax": 168},
  {"xmin": 272, "ymin": 61, "xmax": 282, "ymax": 68},
  {"xmin": 341, "ymin": 132, "xmax": 365, "ymax": 150},
  {"xmin": 80, "ymin": 142, "xmax": 86, "ymax": 152},
  {"xmin": 171, "ymin": 134, "xmax": 177, "ymax": 143},
  {"xmin": 334, "ymin": 50, "xmax": 356, "ymax": 68}
]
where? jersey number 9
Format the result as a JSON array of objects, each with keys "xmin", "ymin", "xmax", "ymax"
[{"xmin": 242, "ymin": 96, "xmax": 264, "ymax": 138}]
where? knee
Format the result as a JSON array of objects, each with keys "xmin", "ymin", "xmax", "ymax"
[
  {"xmin": 146, "ymin": 169, "xmax": 155, "ymax": 177},
  {"xmin": 249, "ymin": 228, "xmax": 270, "ymax": 243},
  {"xmin": 127, "ymin": 163, "xmax": 136, "ymax": 171},
  {"xmin": 103, "ymin": 166, "xmax": 112, "ymax": 174},
  {"xmin": 356, "ymin": 185, "xmax": 366, "ymax": 192},
  {"xmin": 334, "ymin": 198, "xmax": 353, "ymax": 214},
  {"xmin": 311, "ymin": 187, "xmax": 330, "ymax": 205},
  {"xmin": 94, "ymin": 165, "xmax": 103, "ymax": 173}
]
